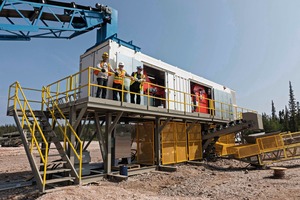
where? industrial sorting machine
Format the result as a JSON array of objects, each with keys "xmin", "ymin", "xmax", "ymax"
[{"xmin": 0, "ymin": 0, "xmax": 271, "ymax": 192}]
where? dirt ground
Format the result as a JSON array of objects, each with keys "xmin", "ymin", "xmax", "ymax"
[{"xmin": 1, "ymin": 143, "xmax": 300, "ymax": 200}]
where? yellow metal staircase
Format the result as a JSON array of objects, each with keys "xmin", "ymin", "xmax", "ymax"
[{"xmin": 7, "ymin": 82, "xmax": 82, "ymax": 192}]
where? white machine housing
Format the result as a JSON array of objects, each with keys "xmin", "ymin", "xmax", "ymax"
[{"xmin": 80, "ymin": 40, "xmax": 236, "ymax": 120}]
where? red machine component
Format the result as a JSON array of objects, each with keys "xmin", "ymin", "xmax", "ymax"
[
  {"xmin": 192, "ymin": 85, "xmax": 208, "ymax": 114},
  {"xmin": 142, "ymin": 70, "xmax": 165, "ymax": 107}
]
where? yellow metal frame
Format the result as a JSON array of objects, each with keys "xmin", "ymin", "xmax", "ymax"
[
  {"xmin": 7, "ymin": 82, "xmax": 83, "ymax": 187},
  {"xmin": 136, "ymin": 122, "xmax": 155, "ymax": 165},
  {"xmin": 161, "ymin": 122, "xmax": 188, "ymax": 165},
  {"xmin": 256, "ymin": 134, "xmax": 284, "ymax": 153},
  {"xmin": 187, "ymin": 123, "xmax": 202, "ymax": 160},
  {"xmin": 7, "ymin": 82, "xmax": 49, "ymax": 189},
  {"xmin": 217, "ymin": 131, "xmax": 300, "ymax": 166},
  {"xmin": 42, "ymin": 87, "xmax": 83, "ymax": 180}
]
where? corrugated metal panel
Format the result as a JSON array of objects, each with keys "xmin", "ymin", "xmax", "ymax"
[
  {"xmin": 174, "ymin": 75, "xmax": 188, "ymax": 111},
  {"xmin": 166, "ymin": 72, "xmax": 175, "ymax": 110}
]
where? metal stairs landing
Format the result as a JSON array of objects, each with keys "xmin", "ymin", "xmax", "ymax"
[{"xmin": 13, "ymin": 109, "xmax": 79, "ymax": 192}]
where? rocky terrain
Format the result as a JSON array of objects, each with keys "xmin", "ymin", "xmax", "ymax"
[{"xmin": 1, "ymin": 145, "xmax": 300, "ymax": 200}]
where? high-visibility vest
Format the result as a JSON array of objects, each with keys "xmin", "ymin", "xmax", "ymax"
[
  {"xmin": 113, "ymin": 69, "xmax": 126, "ymax": 84},
  {"xmin": 130, "ymin": 72, "xmax": 145, "ymax": 89}
]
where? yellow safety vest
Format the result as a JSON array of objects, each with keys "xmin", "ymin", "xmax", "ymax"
[
  {"xmin": 114, "ymin": 69, "xmax": 126, "ymax": 84},
  {"xmin": 130, "ymin": 72, "xmax": 145, "ymax": 89}
]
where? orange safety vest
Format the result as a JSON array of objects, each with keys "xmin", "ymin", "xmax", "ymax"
[
  {"xmin": 130, "ymin": 72, "xmax": 145, "ymax": 89},
  {"xmin": 114, "ymin": 69, "xmax": 126, "ymax": 84}
]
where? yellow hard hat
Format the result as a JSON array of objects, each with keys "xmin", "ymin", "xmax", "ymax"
[{"xmin": 102, "ymin": 52, "xmax": 109, "ymax": 58}]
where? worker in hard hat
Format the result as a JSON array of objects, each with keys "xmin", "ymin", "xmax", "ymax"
[
  {"xmin": 113, "ymin": 62, "xmax": 130, "ymax": 102},
  {"xmin": 95, "ymin": 52, "xmax": 115, "ymax": 98},
  {"xmin": 130, "ymin": 66, "xmax": 146, "ymax": 104}
]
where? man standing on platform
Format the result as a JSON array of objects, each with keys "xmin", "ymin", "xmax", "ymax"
[
  {"xmin": 95, "ymin": 52, "xmax": 114, "ymax": 98},
  {"xmin": 130, "ymin": 66, "xmax": 146, "ymax": 104},
  {"xmin": 113, "ymin": 62, "xmax": 131, "ymax": 102}
]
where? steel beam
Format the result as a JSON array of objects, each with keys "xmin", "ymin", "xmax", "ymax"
[
  {"xmin": 95, "ymin": 113, "xmax": 106, "ymax": 164},
  {"xmin": 186, "ymin": 120, "xmax": 198, "ymax": 133},
  {"xmin": 72, "ymin": 107, "xmax": 87, "ymax": 131},
  {"xmin": 105, "ymin": 112, "xmax": 112, "ymax": 174}
]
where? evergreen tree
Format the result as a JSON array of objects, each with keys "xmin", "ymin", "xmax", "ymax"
[
  {"xmin": 271, "ymin": 100, "xmax": 277, "ymax": 120},
  {"xmin": 297, "ymin": 101, "xmax": 300, "ymax": 126},
  {"xmin": 283, "ymin": 106, "xmax": 289, "ymax": 132},
  {"xmin": 279, "ymin": 109, "xmax": 284, "ymax": 125},
  {"xmin": 0, "ymin": 124, "xmax": 18, "ymax": 136},
  {"xmin": 288, "ymin": 81, "xmax": 298, "ymax": 132},
  {"xmin": 262, "ymin": 112, "xmax": 282, "ymax": 133}
]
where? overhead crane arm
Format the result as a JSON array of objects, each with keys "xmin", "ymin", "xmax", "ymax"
[{"xmin": 0, "ymin": 0, "xmax": 117, "ymax": 41}]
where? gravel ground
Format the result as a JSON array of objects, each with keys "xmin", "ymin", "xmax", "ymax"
[{"xmin": 1, "ymin": 145, "xmax": 300, "ymax": 200}]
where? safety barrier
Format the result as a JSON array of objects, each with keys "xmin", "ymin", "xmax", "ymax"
[
  {"xmin": 281, "ymin": 131, "xmax": 300, "ymax": 145},
  {"xmin": 227, "ymin": 144, "xmax": 260, "ymax": 159},
  {"xmin": 45, "ymin": 67, "xmax": 256, "ymax": 121},
  {"xmin": 187, "ymin": 123, "xmax": 202, "ymax": 160},
  {"xmin": 256, "ymin": 135, "xmax": 284, "ymax": 153},
  {"xmin": 136, "ymin": 122, "xmax": 155, "ymax": 165},
  {"xmin": 161, "ymin": 122, "xmax": 188, "ymax": 164}
]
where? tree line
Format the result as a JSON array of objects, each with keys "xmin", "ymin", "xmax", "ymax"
[
  {"xmin": 262, "ymin": 81, "xmax": 299, "ymax": 133},
  {"xmin": 0, "ymin": 124, "xmax": 18, "ymax": 137}
]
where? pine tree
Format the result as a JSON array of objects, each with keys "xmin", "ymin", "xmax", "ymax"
[
  {"xmin": 283, "ymin": 106, "xmax": 289, "ymax": 132},
  {"xmin": 279, "ymin": 109, "xmax": 284, "ymax": 125},
  {"xmin": 271, "ymin": 100, "xmax": 276, "ymax": 120},
  {"xmin": 297, "ymin": 101, "xmax": 300, "ymax": 127},
  {"xmin": 288, "ymin": 81, "xmax": 298, "ymax": 132}
]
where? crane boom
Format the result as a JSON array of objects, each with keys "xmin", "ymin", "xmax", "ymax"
[{"xmin": 0, "ymin": 0, "xmax": 117, "ymax": 41}]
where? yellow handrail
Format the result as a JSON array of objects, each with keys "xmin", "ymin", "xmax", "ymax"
[
  {"xmin": 42, "ymin": 87, "xmax": 83, "ymax": 180},
  {"xmin": 43, "ymin": 66, "xmax": 256, "ymax": 119},
  {"xmin": 8, "ymin": 82, "xmax": 48, "ymax": 188}
]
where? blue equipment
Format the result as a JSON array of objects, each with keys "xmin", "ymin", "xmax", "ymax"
[{"xmin": 0, "ymin": 0, "xmax": 117, "ymax": 42}]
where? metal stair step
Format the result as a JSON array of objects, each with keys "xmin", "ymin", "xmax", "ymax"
[
  {"xmin": 39, "ymin": 161, "xmax": 67, "ymax": 166},
  {"xmin": 40, "ymin": 168, "xmax": 71, "ymax": 175},
  {"xmin": 46, "ymin": 153, "xmax": 63, "ymax": 157},
  {"xmin": 40, "ymin": 147, "xmax": 60, "ymax": 150},
  {"xmin": 45, "ymin": 177, "xmax": 75, "ymax": 185}
]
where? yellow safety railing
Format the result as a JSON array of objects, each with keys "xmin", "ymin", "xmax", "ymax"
[
  {"xmin": 7, "ymin": 82, "xmax": 49, "ymax": 188},
  {"xmin": 256, "ymin": 134, "xmax": 285, "ymax": 153},
  {"xmin": 42, "ymin": 87, "xmax": 83, "ymax": 180},
  {"xmin": 44, "ymin": 66, "xmax": 256, "ymax": 120},
  {"xmin": 281, "ymin": 131, "xmax": 300, "ymax": 146}
]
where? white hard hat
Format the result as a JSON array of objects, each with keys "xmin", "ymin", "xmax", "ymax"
[{"xmin": 119, "ymin": 62, "xmax": 124, "ymax": 66}]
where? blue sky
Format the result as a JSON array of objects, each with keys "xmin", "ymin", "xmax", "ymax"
[{"xmin": 1, "ymin": 0, "xmax": 300, "ymax": 124}]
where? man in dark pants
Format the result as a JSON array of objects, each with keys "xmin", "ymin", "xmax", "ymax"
[
  {"xmin": 113, "ymin": 62, "xmax": 130, "ymax": 102},
  {"xmin": 95, "ymin": 52, "xmax": 114, "ymax": 98},
  {"xmin": 130, "ymin": 66, "xmax": 146, "ymax": 104}
]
